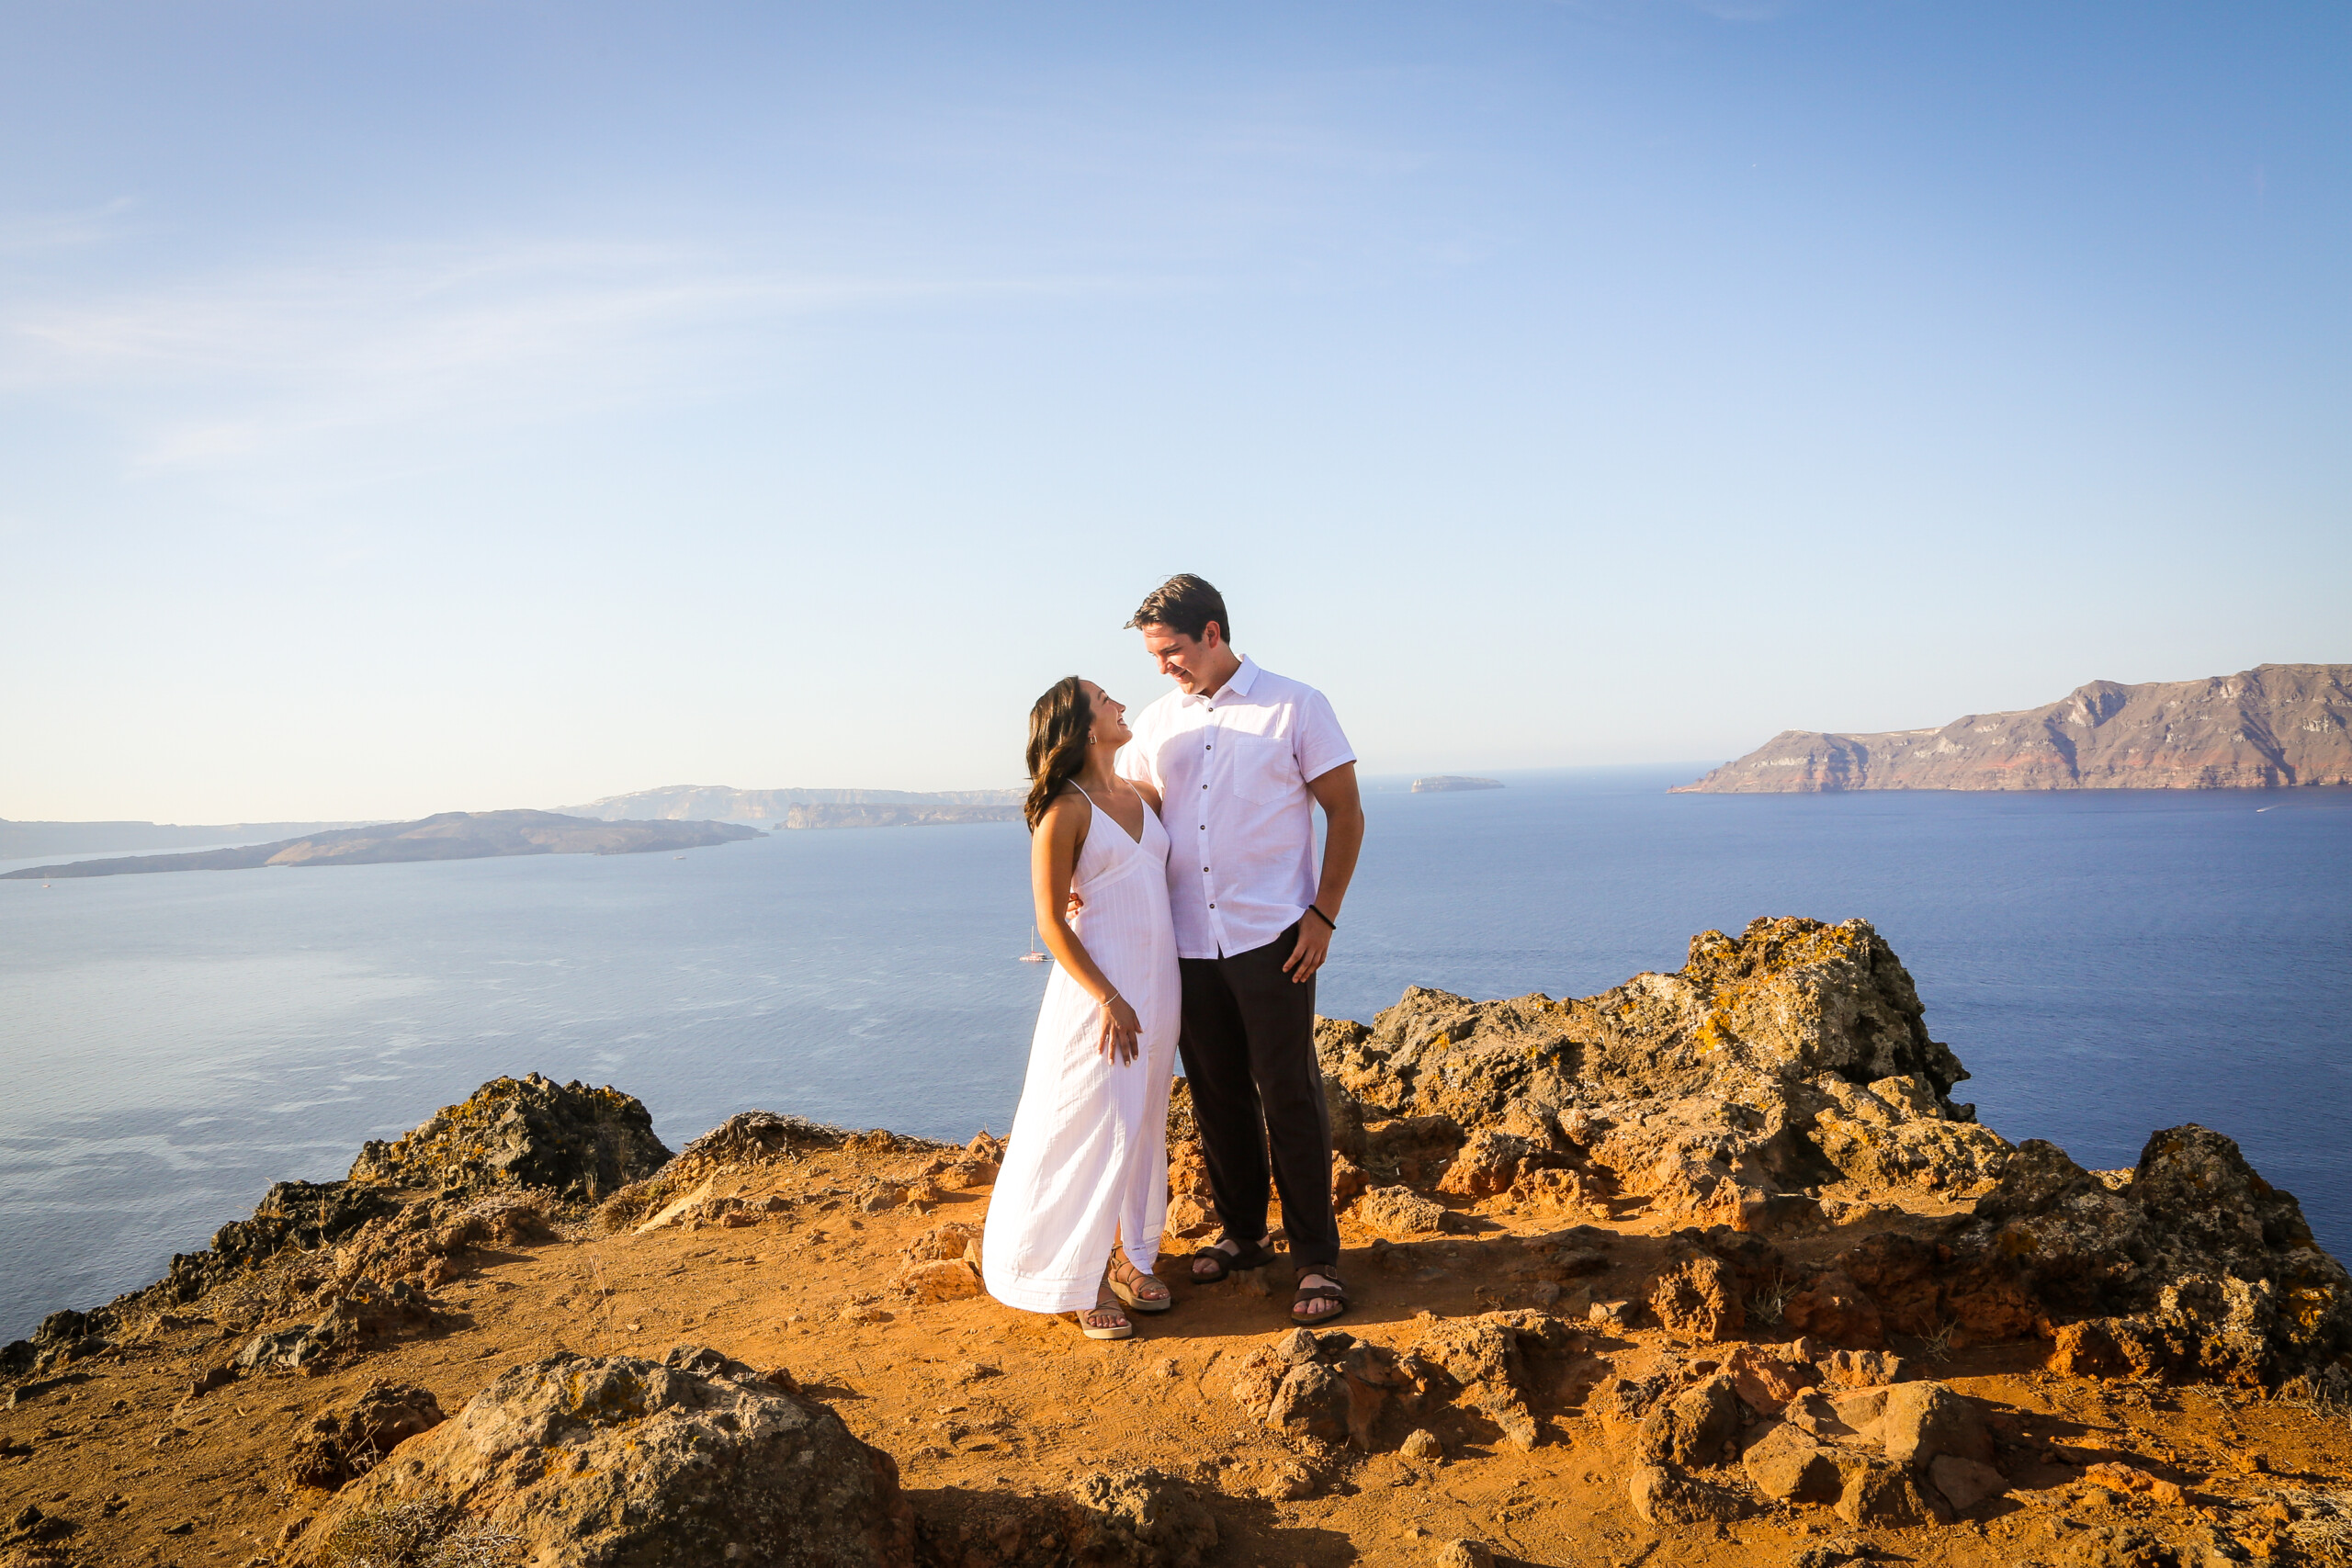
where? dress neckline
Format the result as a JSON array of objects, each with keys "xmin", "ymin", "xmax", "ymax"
[{"xmin": 1074, "ymin": 783, "xmax": 1147, "ymax": 847}]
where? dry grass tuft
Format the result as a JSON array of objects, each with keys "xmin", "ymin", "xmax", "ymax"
[{"xmin": 1746, "ymin": 1271, "xmax": 1799, "ymax": 1327}]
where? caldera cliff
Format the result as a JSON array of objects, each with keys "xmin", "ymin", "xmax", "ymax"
[
  {"xmin": 4, "ymin": 919, "xmax": 2348, "ymax": 1568},
  {"xmin": 1679, "ymin": 663, "xmax": 2351, "ymax": 792}
]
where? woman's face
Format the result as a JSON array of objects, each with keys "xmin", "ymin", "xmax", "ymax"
[{"xmin": 1083, "ymin": 682, "xmax": 1131, "ymax": 749}]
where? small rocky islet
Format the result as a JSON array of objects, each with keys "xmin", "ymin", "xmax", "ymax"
[{"xmin": 5, "ymin": 918, "xmax": 2350, "ymax": 1568}]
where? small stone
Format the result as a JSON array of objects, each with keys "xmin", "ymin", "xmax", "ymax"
[
  {"xmin": 1876, "ymin": 1382, "xmax": 1995, "ymax": 1467},
  {"xmin": 1629, "ymin": 1463, "xmax": 1752, "ymax": 1524},
  {"xmin": 1928, "ymin": 1454, "xmax": 2008, "ymax": 1513},
  {"xmin": 1400, "ymin": 1428, "xmax": 1444, "ymax": 1462},
  {"xmin": 1634, "ymin": 1373, "xmax": 1740, "ymax": 1468},
  {"xmin": 1356, "ymin": 1186, "xmax": 1449, "ymax": 1238},
  {"xmin": 1647, "ymin": 1253, "xmax": 1745, "ymax": 1341},
  {"xmin": 1259, "ymin": 1461, "xmax": 1316, "ymax": 1501},
  {"xmin": 1434, "ymin": 1540, "xmax": 1497, "ymax": 1568},
  {"xmin": 1743, "ymin": 1420, "xmax": 1848, "ymax": 1505},
  {"xmin": 1589, "ymin": 1299, "xmax": 1636, "ymax": 1330},
  {"xmin": 2084, "ymin": 1461, "xmax": 2184, "ymax": 1506},
  {"xmin": 1817, "ymin": 1348, "xmax": 1909, "ymax": 1387},
  {"xmin": 899, "ymin": 1260, "xmax": 984, "ymax": 1303},
  {"xmin": 1837, "ymin": 1460, "xmax": 1945, "ymax": 1528}
]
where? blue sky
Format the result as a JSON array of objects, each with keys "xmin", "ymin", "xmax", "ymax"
[{"xmin": 3, "ymin": 2, "xmax": 2346, "ymax": 820}]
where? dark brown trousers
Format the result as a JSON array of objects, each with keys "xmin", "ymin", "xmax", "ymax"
[{"xmin": 1177, "ymin": 922, "xmax": 1340, "ymax": 1272}]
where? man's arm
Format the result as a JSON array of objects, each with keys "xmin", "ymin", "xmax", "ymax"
[{"xmin": 1283, "ymin": 761, "xmax": 1363, "ymax": 983}]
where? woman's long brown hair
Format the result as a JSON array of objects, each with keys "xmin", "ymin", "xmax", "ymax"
[{"xmin": 1024, "ymin": 677, "xmax": 1094, "ymax": 830}]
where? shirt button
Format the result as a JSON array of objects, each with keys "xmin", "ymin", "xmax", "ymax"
[{"xmin": 1209, "ymin": 902, "xmax": 1216, "ymax": 908}]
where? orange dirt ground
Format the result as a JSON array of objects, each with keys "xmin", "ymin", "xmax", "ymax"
[{"xmin": 6, "ymin": 1136, "xmax": 2350, "ymax": 1567}]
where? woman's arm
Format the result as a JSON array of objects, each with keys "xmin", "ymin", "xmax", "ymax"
[{"xmin": 1032, "ymin": 794, "xmax": 1143, "ymax": 1062}]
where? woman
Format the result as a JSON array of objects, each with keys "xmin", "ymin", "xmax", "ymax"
[{"xmin": 980, "ymin": 677, "xmax": 1181, "ymax": 1340}]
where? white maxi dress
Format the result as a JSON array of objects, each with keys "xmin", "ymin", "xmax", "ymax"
[{"xmin": 982, "ymin": 788, "xmax": 1182, "ymax": 1314}]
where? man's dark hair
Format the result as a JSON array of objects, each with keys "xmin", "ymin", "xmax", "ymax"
[{"xmin": 1125, "ymin": 574, "xmax": 1230, "ymax": 644}]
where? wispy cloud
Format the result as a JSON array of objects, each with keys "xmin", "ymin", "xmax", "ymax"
[
  {"xmin": 3, "ymin": 239, "xmax": 1157, "ymax": 470},
  {"xmin": 0, "ymin": 197, "xmax": 141, "ymax": 254}
]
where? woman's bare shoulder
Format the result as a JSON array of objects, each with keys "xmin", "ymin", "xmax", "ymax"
[{"xmin": 1035, "ymin": 786, "xmax": 1091, "ymax": 845}]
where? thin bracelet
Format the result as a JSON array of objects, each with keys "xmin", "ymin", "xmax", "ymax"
[{"xmin": 1306, "ymin": 905, "xmax": 1337, "ymax": 931}]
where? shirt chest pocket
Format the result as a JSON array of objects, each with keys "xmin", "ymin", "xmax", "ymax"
[{"xmin": 1227, "ymin": 732, "xmax": 1300, "ymax": 805}]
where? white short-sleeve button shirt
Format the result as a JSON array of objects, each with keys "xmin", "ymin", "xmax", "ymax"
[{"xmin": 1118, "ymin": 656, "xmax": 1356, "ymax": 960}]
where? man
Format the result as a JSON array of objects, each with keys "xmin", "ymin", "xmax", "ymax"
[{"xmin": 1117, "ymin": 574, "xmax": 1365, "ymax": 1324}]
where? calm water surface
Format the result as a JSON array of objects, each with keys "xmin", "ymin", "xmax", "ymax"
[{"xmin": 3, "ymin": 769, "xmax": 2347, "ymax": 1337}]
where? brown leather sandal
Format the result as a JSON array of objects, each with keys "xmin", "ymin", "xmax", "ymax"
[
  {"xmin": 1291, "ymin": 1269, "xmax": 1350, "ymax": 1325},
  {"xmin": 1190, "ymin": 1235, "xmax": 1277, "ymax": 1282}
]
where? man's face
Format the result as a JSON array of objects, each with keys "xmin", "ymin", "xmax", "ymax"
[{"xmin": 1139, "ymin": 623, "xmax": 1216, "ymax": 694}]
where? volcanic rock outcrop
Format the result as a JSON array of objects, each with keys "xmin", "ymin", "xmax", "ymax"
[
  {"xmin": 310, "ymin": 1346, "xmax": 917, "ymax": 1567},
  {"xmin": 348, "ymin": 1073, "xmax": 671, "ymax": 1201},
  {"xmin": 1, "ymin": 1075, "xmax": 669, "ymax": 1379},
  {"xmin": 1312, "ymin": 916, "xmax": 2352, "ymax": 1398}
]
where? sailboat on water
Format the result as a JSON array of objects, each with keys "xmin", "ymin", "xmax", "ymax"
[{"xmin": 1019, "ymin": 924, "xmax": 1050, "ymax": 963}]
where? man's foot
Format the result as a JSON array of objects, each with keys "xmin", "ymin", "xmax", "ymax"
[
  {"xmin": 1107, "ymin": 1256, "xmax": 1171, "ymax": 1313},
  {"xmin": 1292, "ymin": 1270, "xmax": 1348, "ymax": 1324},
  {"xmin": 1192, "ymin": 1234, "xmax": 1274, "ymax": 1280}
]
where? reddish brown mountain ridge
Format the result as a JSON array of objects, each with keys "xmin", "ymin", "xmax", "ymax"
[{"xmin": 1678, "ymin": 664, "xmax": 2351, "ymax": 793}]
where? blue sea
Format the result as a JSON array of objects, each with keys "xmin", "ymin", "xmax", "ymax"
[{"xmin": 3, "ymin": 769, "xmax": 2348, "ymax": 1339}]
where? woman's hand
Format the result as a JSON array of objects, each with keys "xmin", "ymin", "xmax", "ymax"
[{"xmin": 1095, "ymin": 992, "xmax": 1143, "ymax": 1065}]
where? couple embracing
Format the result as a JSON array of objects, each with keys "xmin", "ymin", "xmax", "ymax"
[{"xmin": 979, "ymin": 575, "xmax": 1365, "ymax": 1341}]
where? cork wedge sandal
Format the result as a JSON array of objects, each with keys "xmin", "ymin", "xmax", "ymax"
[
  {"xmin": 1106, "ymin": 1256, "xmax": 1172, "ymax": 1314},
  {"xmin": 1071, "ymin": 1299, "xmax": 1133, "ymax": 1341}
]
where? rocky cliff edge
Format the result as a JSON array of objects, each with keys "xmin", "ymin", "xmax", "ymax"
[{"xmin": 4, "ymin": 920, "xmax": 2348, "ymax": 1568}]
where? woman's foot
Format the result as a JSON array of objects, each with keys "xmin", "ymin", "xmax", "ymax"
[
  {"xmin": 1107, "ymin": 1256, "xmax": 1171, "ymax": 1313},
  {"xmin": 1072, "ymin": 1298, "xmax": 1133, "ymax": 1340},
  {"xmin": 1191, "ymin": 1234, "xmax": 1274, "ymax": 1280}
]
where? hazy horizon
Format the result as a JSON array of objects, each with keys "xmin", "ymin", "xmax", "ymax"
[
  {"xmin": 6, "ymin": 4, "xmax": 2346, "ymax": 822},
  {"xmin": 5, "ymin": 761, "xmax": 1730, "ymax": 829}
]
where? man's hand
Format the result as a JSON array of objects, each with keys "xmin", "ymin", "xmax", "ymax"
[{"xmin": 1283, "ymin": 916, "xmax": 1333, "ymax": 983}]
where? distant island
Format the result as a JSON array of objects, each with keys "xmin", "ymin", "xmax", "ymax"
[
  {"xmin": 0, "ymin": 818, "xmax": 360, "ymax": 860},
  {"xmin": 1410, "ymin": 775, "xmax": 1504, "ymax": 794},
  {"xmin": 1677, "ymin": 662, "xmax": 2351, "ymax": 793},
  {"xmin": 560, "ymin": 784, "xmax": 1023, "ymax": 829},
  {"xmin": 2, "ymin": 810, "xmax": 758, "ymax": 880}
]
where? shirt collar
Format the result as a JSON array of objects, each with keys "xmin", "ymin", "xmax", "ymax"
[{"xmin": 1182, "ymin": 654, "xmax": 1260, "ymax": 707}]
